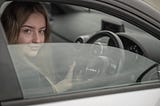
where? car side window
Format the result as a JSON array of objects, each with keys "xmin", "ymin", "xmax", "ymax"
[{"xmin": 1, "ymin": 1, "xmax": 160, "ymax": 99}]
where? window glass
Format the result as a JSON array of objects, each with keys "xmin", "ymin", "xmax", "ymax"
[{"xmin": 8, "ymin": 43, "xmax": 159, "ymax": 98}]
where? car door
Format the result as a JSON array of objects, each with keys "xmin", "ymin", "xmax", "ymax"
[{"xmin": 0, "ymin": 0, "xmax": 160, "ymax": 106}]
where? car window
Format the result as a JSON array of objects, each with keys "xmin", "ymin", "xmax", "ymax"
[
  {"xmin": 8, "ymin": 43, "xmax": 159, "ymax": 98},
  {"xmin": 2, "ymin": 1, "xmax": 160, "ymax": 101}
]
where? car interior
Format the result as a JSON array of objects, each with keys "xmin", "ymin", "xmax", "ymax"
[
  {"xmin": 45, "ymin": 3, "xmax": 160, "ymax": 64},
  {"xmin": 1, "ymin": 1, "xmax": 159, "ymax": 63}
]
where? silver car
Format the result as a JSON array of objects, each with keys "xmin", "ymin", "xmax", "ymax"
[{"xmin": 0, "ymin": 0, "xmax": 160, "ymax": 106}]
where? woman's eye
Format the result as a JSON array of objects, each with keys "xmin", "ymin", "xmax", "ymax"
[
  {"xmin": 39, "ymin": 29, "xmax": 46, "ymax": 35},
  {"xmin": 21, "ymin": 28, "xmax": 32, "ymax": 34},
  {"xmin": 22, "ymin": 28, "xmax": 32, "ymax": 34}
]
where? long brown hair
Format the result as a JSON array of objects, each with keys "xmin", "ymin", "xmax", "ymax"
[{"xmin": 1, "ymin": 1, "xmax": 50, "ymax": 44}]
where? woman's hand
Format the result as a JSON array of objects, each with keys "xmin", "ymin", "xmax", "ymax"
[{"xmin": 55, "ymin": 61, "xmax": 76, "ymax": 93}]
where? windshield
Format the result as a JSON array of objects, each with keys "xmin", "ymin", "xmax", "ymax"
[{"xmin": 8, "ymin": 43, "xmax": 159, "ymax": 98}]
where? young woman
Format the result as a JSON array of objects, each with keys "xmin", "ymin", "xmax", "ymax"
[
  {"xmin": 1, "ymin": 1, "xmax": 75, "ymax": 94},
  {"xmin": 1, "ymin": 1, "xmax": 50, "ymax": 44}
]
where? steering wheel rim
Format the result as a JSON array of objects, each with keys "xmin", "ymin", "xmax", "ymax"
[
  {"xmin": 86, "ymin": 30, "xmax": 125, "ymax": 76},
  {"xmin": 86, "ymin": 30, "xmax": 124, "ymax": 49}
]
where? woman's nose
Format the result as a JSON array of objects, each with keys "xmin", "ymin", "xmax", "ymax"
[{"xmin": 32, "ymin": 32, "xmax": 42, "ymax": 43}]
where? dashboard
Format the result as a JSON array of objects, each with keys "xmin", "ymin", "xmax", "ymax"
[
  {"xmin": 75, "ymin": 33, "xmax": 144, "ymax": 56},
  {"xmin": 74, "ymin": 31, "xmax": 160, "ymax": 64},
  {"xmin": 108, "ymin": 35, "xmax": 144, "ymax": 55}
]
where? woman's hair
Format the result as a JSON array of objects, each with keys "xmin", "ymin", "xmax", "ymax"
[{"xmin": 1, "ymin": 1, "xmax": 50, "ymax": 44}]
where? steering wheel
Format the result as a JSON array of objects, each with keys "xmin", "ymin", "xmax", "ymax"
[
  {"xmin": 72, "ymin": 30, "xmax": 126, "ymax": 88},
  {"xmin": 85, "ymin": 30, "xmax": 125, "ymax": 77},
  {"xmin": 86, "ymin": 30, "xmax": 124, "ymax": 49}
]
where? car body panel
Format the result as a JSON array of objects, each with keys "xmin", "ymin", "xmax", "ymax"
[{"xmin": 36, "ymin": 88, "xmax": 160, "ymax": 106}]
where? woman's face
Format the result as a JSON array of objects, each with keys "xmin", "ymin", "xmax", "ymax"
[
  {"xmin": 17, "ymin": 12, "xmax": 46, "ymax": 44},
  {"xmin": 17, "ymin": 12, "xmax": 46, "ymax": 57}
]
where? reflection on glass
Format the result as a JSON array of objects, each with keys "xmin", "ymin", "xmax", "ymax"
[{"xmin": 8, "ymin": 43, "xmax": 159, "ymax": 98}]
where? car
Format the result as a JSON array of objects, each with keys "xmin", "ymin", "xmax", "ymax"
[{"xmin": 0, "ymin": 0, "xmax": 160, "ymax": 106}]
